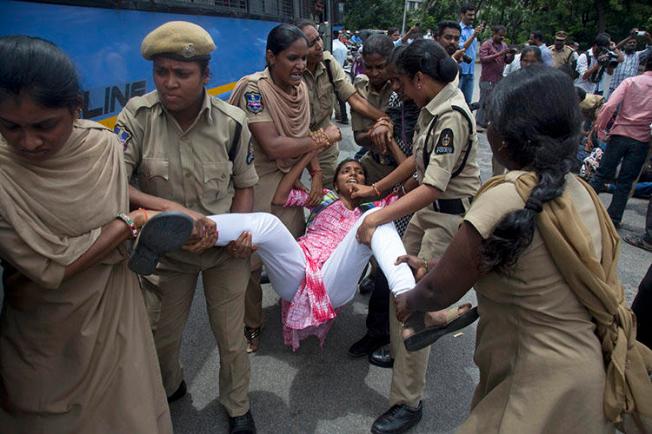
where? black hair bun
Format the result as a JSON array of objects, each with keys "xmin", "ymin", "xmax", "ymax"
[{"xmin": 438, "ymin": 57, "xmax": 459, "ymax": 83}]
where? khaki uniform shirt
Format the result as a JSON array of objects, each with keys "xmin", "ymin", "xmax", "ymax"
[
  {"xmin": 303, "ymin": 51, "xmax": 356, "ymax": 131},
  {"xmin": 233, "ymin": 77, "xmax": 280, "ymax": 181},
  {"xmin": 117, "ymin": 90, "xmax": 258, "ymax": 217},
  {"xmin": 549, "ymin": 45, "xmax": 575, "ymax": 68},
  {"xmin": 231, "ymin": 75, "xmax": 306, "ymax": 236},
  {"xmin": 351, "ymin": 75, "xmax": 392, "ymax": 133},
  {"xmin": 413, "ymin": 83, "xmax": 480, "ymax": 200}
]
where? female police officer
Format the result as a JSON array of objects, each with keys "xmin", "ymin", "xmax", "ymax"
[
  {"xmin": 352, "ymin": 39, "xmax": 481, "ymax": 434},
  {"xmin": 229, "ymin": 24, "xmax": 340, "ymax": 353},
  {"xmin": 115, "ymin": 22, "xmax": 259, "ymax": 433}
]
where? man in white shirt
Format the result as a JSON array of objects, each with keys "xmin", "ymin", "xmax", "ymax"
[
  {"xmin": 332, "ymin": 30, "xmax": 348, "ymax": 66},
  {"xmin": 576, "ymin": 33, "xmax": 622, "ymax": 95},
  {"xmin": 332, "ymin": 30, "xmax": 350, "ymax": 124}
]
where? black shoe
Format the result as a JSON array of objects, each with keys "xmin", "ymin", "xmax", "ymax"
[
  {"xmin": 348, "ymin": 334, "xmax": 389, "ymax": 358},
  {"xmin": 229, "ymin": 410, "xmax": 257, "ymax": 434},
  {"xmin": 371, "ymin": 402, "xmax": 423, "ymax": 434},
  {"xmin": 369, "ymin": 346, "xmax": 394, "ymax": 368},
  {"xmin": 167, "ymin": 380, "xmax": 187, "ymax": 403},
  {"xmin": 359, "ymin": 275, "xmax": 375, "ymax": 295}
]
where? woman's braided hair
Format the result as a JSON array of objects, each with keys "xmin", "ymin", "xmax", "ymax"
[{"xmin": 480, "ymin": 65, "xmax": 582, "ymax": 273}]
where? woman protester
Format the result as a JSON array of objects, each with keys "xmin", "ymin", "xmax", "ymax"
[
  {"xmin": 395, "ymin": 65, "xmax": 652, "ymax": 433},
  {"xmin": 229, "ymin": 24, "xmax": 340, "ymax": 352},
  {"xmin": 0, "ymin": 36, "xmax": 173, "ymax": 433},
  {"xmin": 351, "ymin": 39, "xmax": 480, "ymax": 434},
  {"xmin": 132, "ymin": 155, "xmax": 422, "ymax": 351}
]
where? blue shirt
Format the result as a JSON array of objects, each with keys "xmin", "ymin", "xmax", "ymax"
[
  {"xmin": 459, "ymin": 22, "xmax": 477, "ymax": 75},
  {"xmin": 537, "ymin": 44, "xmax": 554, "ymax": 66}
]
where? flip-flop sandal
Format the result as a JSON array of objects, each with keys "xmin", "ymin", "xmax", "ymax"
[
  {"xmin": 403, "ymin": 305, "xmax": 479, "ymax": 352},
  {"xmin": 128, "ymin": 211, "xmax": 194, "ymax": 276}
]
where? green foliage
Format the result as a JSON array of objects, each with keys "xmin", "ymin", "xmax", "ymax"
[
  {"xmin": 344, "ymin": 0, "xmax": 652, "ymax": 49},
  {"xmin": 343, "ymin": 0, "xmax": 404, "ymax": 31}
]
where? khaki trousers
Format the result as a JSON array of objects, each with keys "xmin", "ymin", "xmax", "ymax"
[
  {"xmin": 389, "ymin": 206, "xmax": 463, "ymax": 407},
  {"xmin": 360, "ymin": 153, "xmax": 396, "ymax": 187},
  {"xmin": 244, "ymin": 169, "xmax": 306, "ymax": 328},
  {"xmin": 142, "ymin": 248, "xmax": 251, "ymax": 417}
]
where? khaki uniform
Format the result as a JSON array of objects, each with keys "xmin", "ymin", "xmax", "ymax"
[
  {"xmin": 0, "ymin": 121, "xmax": 172, "ymax": 433},
  {"xmin": 117, "ymin": 90, "xmax": 258, "ymax": 417},
  {"xmin": 459, "ymin": 172, "xmax": 613, "ymax": 433},
  {"xmin": 230, "ymin": 76, "xmax": 307, "ymax": 328},
  {"xmin": 303, "ymin": 51, "xmax": 356, "ymax": 187},
  {"xmin": 390, "ymin": 83, "xmax": 481, "ymax": 408},
  {"xmin": 549, "ymin": 44, "xmax": 575, "ymax": 68},
  {"xmin": 352, "ymin": 75, "xmax": 396, "ymax": 184}
]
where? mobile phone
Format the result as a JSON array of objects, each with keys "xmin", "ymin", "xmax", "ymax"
[{"xmin": 637, "ymin": 31, "xmax": 646, "ymax": 37}]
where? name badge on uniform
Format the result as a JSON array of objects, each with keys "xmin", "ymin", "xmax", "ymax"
[
  {"xmin": 113, "ymin": 124, "xmax": 132, "ymax": 150},
  {"xmin": 434, "ymin": 128, "xmax": 454, "ymax": 154},
  {"xmin": 245, "ymin": 92, "xmax": 263, "ymax": 114}
]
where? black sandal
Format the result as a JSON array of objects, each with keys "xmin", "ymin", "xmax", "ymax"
[
  {"xmin": 128, "ymin": 211, "xmax": 194, "ymax": 275},
  {"xmin": 403, "ymin": 305, "xmax": 479, "ymax": 352}
]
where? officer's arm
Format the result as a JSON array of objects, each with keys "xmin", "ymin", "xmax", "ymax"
[
  {"xmin": 365, "ymin": 155, "xmax": 416, "ymax": 196},
  {"xmin": 230, "ymin": 187, "xmax": 253, "ymax": 213},
  {"xmin": 128, "ymin": 185, "xmax": 189, "ymax": 214},
  {"xmin": 249, "ymin": 122, "xmax": 319, "ymax": 160},
  {"xmin": 405, "ymin": 222, "xmax": 483, "ymax": 312},
  {"xmin": 364, "ymin": 183, "xmax": 441, "ymax": 228},
  {"xmin": 347, "ymin": 93, "xmax": 386, "ymax": 121}
]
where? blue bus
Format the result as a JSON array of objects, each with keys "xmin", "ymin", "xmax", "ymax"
[{"xmin": 0, "ymin": 0, "xmax": 325, "ymax": 128}]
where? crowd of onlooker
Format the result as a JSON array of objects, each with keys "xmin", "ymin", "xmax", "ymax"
[{"xmin": 341, "ymin": 6, "xmax": 652, "ymax": 254}]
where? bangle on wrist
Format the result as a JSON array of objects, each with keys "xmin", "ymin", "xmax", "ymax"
[
  {"xmin": 116, "ymin": 212, "xmax": 138, "ymax": 239},
  {"xmin": 422, "ymin": 260, "xmax": 429, "ymax": 273},
  {"xmin": 371, "ymin": 183, "xmax": 381, "ymax": 197}
]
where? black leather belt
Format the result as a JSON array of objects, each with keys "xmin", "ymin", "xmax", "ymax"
[{"xmin": 432, "ymin": 198, "xmax": 468, "ymax": 215}]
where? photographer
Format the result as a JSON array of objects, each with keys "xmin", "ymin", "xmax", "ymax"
[
  {"xmin": 576, "ymin": 32, "xmax": 623, "ymax": 95},
  {"xmin": 608, "ymin": 28, "xmax": 652, "ymax": 96}
]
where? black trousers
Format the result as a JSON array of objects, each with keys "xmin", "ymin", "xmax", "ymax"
[
  {"xmin": 632, "ymin": 263, "xmax": 652, "ymax": 349},
  {"xmin": 366, "ymin": 268, "xmax": 390, "ymax": 338}
]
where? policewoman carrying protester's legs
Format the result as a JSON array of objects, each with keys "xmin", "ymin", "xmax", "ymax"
[
  {"xmin": 395, "ymin": 65, "xmax": 652, "ymax": 433},
  {"xmin": 352, "ymin": 39, "xmax": 481, "ymax": 434}
]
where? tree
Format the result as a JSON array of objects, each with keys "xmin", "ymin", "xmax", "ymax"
[{"xmin": 343, "ymin": 0, "xmax": 404, "ymax": 30}]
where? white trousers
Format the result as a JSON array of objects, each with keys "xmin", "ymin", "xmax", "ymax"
[{"xmin": 208, "ymin": 209, "xmax": 415, "ymax": 308}]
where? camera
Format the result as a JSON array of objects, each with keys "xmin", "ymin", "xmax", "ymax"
[{"xmin": 596, "ymin": 47, "xmax": 618, "ymax": 67}]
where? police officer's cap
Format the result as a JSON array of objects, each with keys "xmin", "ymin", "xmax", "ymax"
[
  {"xmin": 141, "ymin": 21, "xmax": 216, "ymax": 61},
  {"xmin": 554, "ymin": 31, "xmax": 568, "ymax": 41}
]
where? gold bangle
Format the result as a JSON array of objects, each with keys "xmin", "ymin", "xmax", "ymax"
[
  {"xmin": 423, "ymin": 260, "xmax": 429, "ymax": 272},
  {"xmin": 371, "ymin": 183, "xmax": 381, "ymax": 197}
]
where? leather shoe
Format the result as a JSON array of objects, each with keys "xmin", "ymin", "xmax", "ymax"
[
  {"xmin": 348, "ymin": 334, "xmax": 389, "ymax": 358},
  {"xmin": 229, "ymin": 410, "xmax": 257, "ymax": 434},
  {"xmin": 167, "ymin": 380, "xmax": 187, "ymax": 403},
  {"xmin": 368, "ymin": 346, "xmax": 394, "ymax": 368},
  {"xmin": 371, "ymin": 402, "xmax": 423, "ymax": 434}
]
